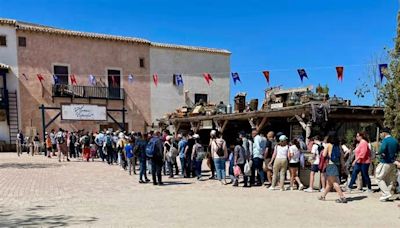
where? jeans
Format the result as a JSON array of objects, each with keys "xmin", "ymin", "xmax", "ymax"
[
  {"xmin": 250, "ymin": 157, "xmax": 265, "ymax": 185},
  {"xmin": 106, "ymin": 146, "xmax": 114, "ymax": 164},
  {"xmin": 168, "ymin": 160, "xmax": 176, "ymax": 178},
  {"xmin": 348, "ymin": 163, "xmax": 371, "ymax": 190},
  {"xmin": 139, "ymin": 159, "xmax": 148, "ymax": 181},
  {"xmin": 98, "ymin": 146, "xmax": 105, "ymax": 161},
  {"xmin": 185, "ymin": 157, "xmax": 193, "ymax": 178},
  {"xmin": 194, "ymin": 159, "xmax": 202, "ymax": 178},
  {"xmin": 151, "ymin": 159, "xmax": 163, "ymax": 184},
  {"xmin": 214, "ymin": 158, "xmax": 226, "ymax": 181},
  {"xmin": 127, "ymin": 157, "xmax": 134, "ymax": 175},
  {"xmin": 180, "ymin": 157, "xmax": 186, "ymax": 176}
]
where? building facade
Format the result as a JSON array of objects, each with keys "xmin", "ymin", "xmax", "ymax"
[{"xmin": 0, "ymin": 18, "xmax": 231, "ymax": 143}]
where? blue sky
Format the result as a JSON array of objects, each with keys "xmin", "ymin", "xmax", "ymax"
[{"xmin": 1, "ymin": 0, "xmax": 398, "ymax": 105}]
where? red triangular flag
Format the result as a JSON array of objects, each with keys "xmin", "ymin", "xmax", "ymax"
[
  {"xmin": 262, "ymin": 71, "xmax": 270, "ymax": 85},
  {"xmin": 70, "ymin": 74, "xmax": 77, "ymax": 85},
  {"xmin": 203, "ymin": 73, "xmax": 213, "ymax": 85},
  {"xmin": 36, "ymin": 74, "xmax": 44, "ymax": 83},
  {"xmin": 153, "ymin": 74, "xmax": 158, "ymax": 87},
  {"xmin": 336, "ymin": 66, "xmax": 344, "ymax": 82},
  {"xmin": 111, "ymin": 75, "xmax": 117, "ymax": 87}
]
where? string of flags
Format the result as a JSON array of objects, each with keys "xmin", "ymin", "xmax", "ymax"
[{"xmin": 24, "ymin": 63, "xmax": 390, "ymax": 87}]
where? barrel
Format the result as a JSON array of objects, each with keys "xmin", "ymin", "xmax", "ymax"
[
  {"xmin": 234, "ymin": 95, "xmax": 246, "ymax": 113},
  {"xmin": 249, "ymin": 99, "xmax": 258, "ymax": 111}
]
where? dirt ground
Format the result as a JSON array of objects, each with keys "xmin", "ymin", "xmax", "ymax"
[{"xmin": 0, "ymin": 152, "xmax": 399, "ymax": 227}]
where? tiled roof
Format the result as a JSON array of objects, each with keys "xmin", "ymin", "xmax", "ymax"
[
  {"xmin": 0, "ymin": 18, "xmax": 231, "ymax": 54},
  {"xmin": 0, "ymin": 63, "xmax": 11, "ymax": 69},
  {"xmin": 151, "ymin": 42, "xmax": 231, "ymax": 55}
]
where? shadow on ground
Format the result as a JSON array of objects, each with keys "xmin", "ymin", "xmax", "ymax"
[
  {"xmin": 0, "ymin": 205, "xmax": 97, "ymax": 227},
  {"xmin": 0, "ymin": 163, "xmax": 62, "ymax": 169}
]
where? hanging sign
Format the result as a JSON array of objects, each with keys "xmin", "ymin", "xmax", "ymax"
[{"xmin": 61, "ymin": 104, "xmax": 107, "ymax": 121}]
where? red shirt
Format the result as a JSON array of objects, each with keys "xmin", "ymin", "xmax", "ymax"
[{"xmin": 354, "ymin": 139, "xmax": 371, "ymax": 164}]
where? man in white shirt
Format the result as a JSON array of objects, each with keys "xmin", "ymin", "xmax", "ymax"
[{"xmin": 250, "ymin": 130, "xmax": 266, "ymax": 186}]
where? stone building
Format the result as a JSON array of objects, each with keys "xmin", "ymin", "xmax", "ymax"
[{"xmin": 0, "ymin": 18, "xmax": 230, "ymax": 143}]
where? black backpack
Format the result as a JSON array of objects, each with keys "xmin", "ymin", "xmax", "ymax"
[{"xmin": 214, "ymin": 140, "xmax": 225, "ymax": 157}]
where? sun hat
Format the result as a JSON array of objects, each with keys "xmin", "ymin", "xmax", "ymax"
[
  {"xmin": 279, "ymin": 135, "xmax": 288, "ymax": 142},
  {"xmin": 193, "ymin": 134, "xmax": 200, "ymax": 139}
]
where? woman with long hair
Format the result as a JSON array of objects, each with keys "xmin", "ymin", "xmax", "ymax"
[
  {"xmin": 318, "ymin": 135, "xmax": 347, "ymax": 203},
  {"xmin": 288, "ymin": 138, "xmax": 305, "ymax": 190}
]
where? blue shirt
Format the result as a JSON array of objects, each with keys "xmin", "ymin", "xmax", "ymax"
[
  {"xmin": 125, "ymin": 144, "xmax": 133, "ymax": 159},
  {"xmin": 252, "ymin": 135, "xmax": 264, "ymax": 159},
  {"xmin": 379, "ymin": 136, "xmax": 399, "ymax": 163},
  {"xmin": 178, "ymin": 139, "xmax": 188, "ymax": 158}
]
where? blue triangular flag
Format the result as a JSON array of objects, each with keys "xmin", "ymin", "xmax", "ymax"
[
  {"xmin": 89, "ymin": 74, "xmax": 96, "ymax": 85},
  {"xmin": 174, "ymin": 74, "xmax": 184, "ymax": 86},
  {"xmin": 53, "ymin": 75, "xmax": 60, "ymax": 84},
  {"xmin": 378, "ymin": 64, "xmax": 388, "ymax": 82},
  {"xmin": 128, "ymin": 74, "xmax": 134, "ymax": 84},
  {"xmin": 297, "ymin": 69, "xmax": 308, "ymax": 82},
  {"xmin": 231, "ymin": 72, "xmax": 241, "ymax": 85}
]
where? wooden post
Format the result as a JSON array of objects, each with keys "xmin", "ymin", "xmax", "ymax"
[
  {"xmin": 248, "ymin": 118, "xmax": 256, "ymax": 129},
  {"xmin": 220, "ymin": 120, "xmax": 229, "ymax": 133},
  {"xmin": 256, "ymin": 117, "xmax": 268, "ymax": 133},
  {"xmin": 306, "ymin": 121, "xmax": 312, "ymax": 145}
]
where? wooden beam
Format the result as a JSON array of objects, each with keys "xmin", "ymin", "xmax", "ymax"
[
  {"xmin": 295, "ymin": 115, "xmax": 307, "ymax": 130},
  {"xmin": 221, "ymin": 120, "xmax": 229, "ymax": 133},
  {"xmin": 173, "ymin": 122, "xmax": 181, "ymax": 134},
  {"xmin": 256, "ymin": 117, "xmax": 268, "ymax": 133},
  {"xmin": 190, "ymin": 122, "xmax": 200, "ymax": 133},
  {"xmin": 213, "ymin": 119, "xmax": 222, "ymax": 131},
  {"xmin": 248, "ymin": 118, "xmax": 256, "ymax": 129}
]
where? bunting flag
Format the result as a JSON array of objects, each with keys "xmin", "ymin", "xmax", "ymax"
[
  {"xmin": 262, "ymin": 71, "xmax": 270, "ymax": 85},
  {"xmin": 297, "ymin": 69, "xmax": 308, "ymax": 82},
  {"xmin": 336, "ymin": 66, "xmax": 344, "ymax": 82},
  {"xmin": 111, "ymin": 75, "xmax": 117, "ymax": 87},
  {"xmin": 128, "ymin": 74, "xmax": 134, "ymax": 84},
  {"xmin": 52, "ymin": 75, "xmax": 59, "ymax": 84},
  {"xmin": 36, "ymin": 74, "xmax": 44, "ymax": 83},
  {"xmin": 203, "ymin": 73, "xmax": 213, "ymax": 85},
  {"xmin": 153, "ymin": 73, "xmax": 158, "ymax": 87},
  {"xmin": 70, "ymin": 74, "xmax": 77, "ymax": 85},
  {"xmin": 231, "ymin": 72, "xmax": 241, "ymax": 85},
  {"xmin": 89, "ymin": 74, "xmax": 96, "ymax": 85},
  {"xmin": 174, "ymin": 74, "xmax": 184, "ymax": 86},
  {"xmin": 379, "ymin": 64, "xmax": 388, "ymax": 82},
  {"xmin": 22, "ymin": 73, "xmax": 28, "ymax": 80}
]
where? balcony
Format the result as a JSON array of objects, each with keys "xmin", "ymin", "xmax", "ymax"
[{"xmin": 52, "ymin": 84, "xmax": 125, "ymax": 100}]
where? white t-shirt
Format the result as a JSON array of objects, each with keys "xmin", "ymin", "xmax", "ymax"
[
  {"xmin": 276, "ymin": 145, "xmax": 289, "ymax": 159},
  {"xmin": 311, "ymin": 143, "xmax": 322, "ymax": 165},
  {"xmin": 289, "ymin": 145, "xmax": 301, "ymax": 163}
]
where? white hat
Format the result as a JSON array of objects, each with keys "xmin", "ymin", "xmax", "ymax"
[
  {"xmin": 279, "ymin": 135, "xmax": 288, "ymax": 142},
  {"xmin": 193, "ymin": 134, "xmax": 200, "ymax": 139},
  {"xmin": 118, "ymin": 132, "xmax": 125, "ymax": 138},
  {"xmin": 106, "ymin": 130, "xmax": 111, "ymax": 134},
  {"xmin": 210, "ymin": 130, "xmax": 217, "ymax": 136}
]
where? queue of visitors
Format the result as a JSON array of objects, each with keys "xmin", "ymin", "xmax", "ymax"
[{"xmin": 16, "ymin": 126, "xmax": 400, "ymax": 204}]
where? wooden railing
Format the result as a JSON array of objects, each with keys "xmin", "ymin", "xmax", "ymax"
[{"xmin": 52, "ymin": 85, "xmax": 125, "ymax": 100}]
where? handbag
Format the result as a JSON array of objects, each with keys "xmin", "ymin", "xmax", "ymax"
[
  {"xmin": 244, "ymin": 161, "xmax": 251, "ymax": 176},
  {"xmin": 234, "ymin": 165, "xmax": 241, "ymax": 177}
]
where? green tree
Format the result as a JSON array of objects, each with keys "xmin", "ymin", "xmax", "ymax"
[{"xmin": 382, "ymin": 12, "xmax": 400, "ymax": 138}]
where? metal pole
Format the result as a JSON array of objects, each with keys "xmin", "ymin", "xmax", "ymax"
[
  {"xmin": 40, "ymin": 104, "xmax": 46, "ymax": 156},
  {"xmin": 122, "ymin": 107, "xmax": 126, "ymax": 131}
]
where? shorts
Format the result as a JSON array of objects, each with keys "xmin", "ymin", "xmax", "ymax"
[
  {"xmin": 311, "ymin": 164, "xmax": 319, "ymax": 172},
  {"xmin": 289, "ymin": 162, "xmax": 300, "ymax": 168},
  {"xmin": 326, "ymin": 164, "xmax": 339, "ymax": 177},
  {"xmin": 52, "ymin": 144, "xmax": 57, "ymax": 150},
  {"xmin": 264, "ymin": 158, "xmax": 272, "ymax": 170}
]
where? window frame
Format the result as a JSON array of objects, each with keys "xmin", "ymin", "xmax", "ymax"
[
  {"xmin": 194, "ymin": 93, "xmax": 208, "ymax": 104},
  {"xmin": 0, "ymin": 35, "xmax": 7, "ymax": 47},
  {"xmin": 139, "ymin": 58, "xmax": 145, "ymax": 68},
  {"xmin": 18, "ymin": 36, "xmax": 26, "ymax": 47},
  {"xmin": 52, "ymin": 63, "xmax": 71, "ymax": 85}
]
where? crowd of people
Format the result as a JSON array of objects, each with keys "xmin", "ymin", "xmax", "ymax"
[{"xmin": 15, "ymin": 127, "xmax": 400, "ymax": 204}]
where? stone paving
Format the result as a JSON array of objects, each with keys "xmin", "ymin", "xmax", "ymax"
[{"xmin": 0, "ymin": 152, "xmax": 400, "ymax": 227}]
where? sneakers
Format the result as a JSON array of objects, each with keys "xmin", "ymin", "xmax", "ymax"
[
  {"xmin": 379, "ymin": 194, "xmax": 393, "ymax": 202},
  {"xmin": 304, "ymin": 188, "xmax": 315, "ymax": 193},
  {"xmin": 268, "ymin": 186, "xmax": 276, "ymax": 191},
  {"xmin": 299, "ymin": 184, "xmax": 305, "ymax": 191},
  {"xmin": 364, "ymin": 189, "xmax": 373, "ymax": 194},
  {"xmin": 320, "ymin": 188, "xmax": 325, "ymax": 193},
  {"xmin": 335, "ymin": 198, "xmax": 348, "ymax": 204}
]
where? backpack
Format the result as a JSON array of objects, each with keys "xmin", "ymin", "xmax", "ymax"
[
  {"xmin": 195, "ymin": 144, "xmax": 206, "ymax": 160},
  {"xmin": 145, "ymin": 138, "xmax": 158, "ymax": 158},
  {"xmin": 214, "ymin": 140, "xmax": 225, "ymax": 157},
  {"xmin": 83, "ymin": 136, "xmax": 90, "ymax": 146},
  {"xmin": 57, "ymin": 133, "xmax": 65, "ymax": 144},
  {"xmin": 105, "ymin": 136, "xmax": 112, "ymax": 147},
  {"xmin": 330, "ymin": 145, "xmax": 341, "ymax": 164},
  {"xmin": 133, "ymin": 144, "xmax": 140, "ymax": 157}
]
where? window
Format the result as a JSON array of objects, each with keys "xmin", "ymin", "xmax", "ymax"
[
  {"xmin": 107, "ymin": 69, "xmax": 121, "ymax": 99},
  {"xmin": 195, "ymin": 93, "xmax": 208, "ymax": 104},
  {"xmin": 18, "ymin": 37, "xmax": 26, "ymax": 47},
  {"xmin": 53, "ymin": 65, "xmax": 69, "ymax": 85},
  {"xmin": 139, "ymin": 58, "xmax": 145, "ymax": 68},
  {"xmin": 0, "ymin": 35, "xmax": 6, "ymax": 46}
]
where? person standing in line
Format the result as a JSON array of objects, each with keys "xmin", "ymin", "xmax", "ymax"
[
  {"xmin": 80, "ymin": 132, "xmax": 91, "ymax": 162},
  {"xmin": 347, "ymin": 132, "xmax": 372, "ymax": 193},
  {"xmin": 112, "ymin": 132, "xmax": 119, "ymax": 165},
  {"xmin": 304, "ymin": 136, "xmax": 326, "ymax": 193},
  {"xmin": 185, "ymin": 131, "xmax": 196, "ymax": 178},
  {"xmin": 149, "ymin": 131, "xmax": 164, "ymax": 185},
  {"xmin": 57, "ymin": 128, "xmax": 69, "ymax": 162},
  {"xmin": 250, "ymin": 130, "xmax": 266, "ymax": 186},
  {"xmin": 33, "ymin": 133, "xmax": 40, "ymax": 156},
  {"xmin": 376, "ymin": 128, "xmax": 399, "ymax": 202},
  {"xmin": 268, "ymin": 135, "xmax": 289, "ymax": 191},
  {"xmin": 50, "ymin": 129, "xmax": 57, "ymax": 157},
  {"xmin": 16, "ymin": 130, "xmax": 24, "ymax": 156},
  {"xmin": 192, "ymin": 134, "xmax": 204, "ymax": 180},
  {"xmin": 318, "ymin": 135, "xmax": 347, "ymax": 203},
  {"xmin": 69, "ymin": 131, "xmax": 77, "ymax": 159},
  {"xmin": 210, "ymin": 130, "xmax": 228, "ymax": 185},
  {"xmin": 288, "ymin": 138, "xmax": 305, "ymax": 190},
  {"xmin": 117, "ymin": 132, "xmax": 127, "ymax": 170},
  {"xmin": 46, "ymin": 133, "xmax": 52, "ymax": 158},
  {"xmin": 136, "ymin": 132, "xmax": 150, "ymax": 183},
  {"xmin": 125, "ymin": 137, "xmax": 135, "ymax": 175},
  {"xmin": 233, "ymin": 137, "xmax": 248, "ymax": 187},
  {"xmin": 104, "ymin": 131, "xmax": 114, "ymax": 165},
  {"xmin": 264, "ymin": 131, "xmax": 275, "ymax": 185},
  {"xmin": 164, "ymin": 135, "xmax": 178, "ymax": 178},
  {"xmin": 95, "ymin": 131, "xmax": 105, "ymax": 162},
  {"xmin": 178, "ymin": 133, "xmax": 188, "ymax": 177}
]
